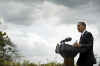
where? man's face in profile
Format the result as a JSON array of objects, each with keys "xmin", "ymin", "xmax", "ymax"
[{"xmin": 77, "ymin": 24, "xmax": 85, "ymax": 33}]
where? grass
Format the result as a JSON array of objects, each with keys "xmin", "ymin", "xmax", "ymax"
[{"xmin": 0, "ymin": 59, "xmax": 64, "ymax": 66}]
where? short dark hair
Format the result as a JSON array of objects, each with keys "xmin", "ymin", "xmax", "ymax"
[{"xmin": 78, "ymin": 22, "xmax": 86, "ymax": 27}]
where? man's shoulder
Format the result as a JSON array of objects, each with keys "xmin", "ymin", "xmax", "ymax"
[
  {"xmin": 85, "ymin": 31, "xmax": 93, "ymax": 38},
  {"xmin": 85, "ymin": 31, "xmax": 92, "ymax": 35}
]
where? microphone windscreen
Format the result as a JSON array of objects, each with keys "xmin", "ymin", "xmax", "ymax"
[{"xmin": 65, "ymin": 37, "xmax": 72, "ymax": 42}]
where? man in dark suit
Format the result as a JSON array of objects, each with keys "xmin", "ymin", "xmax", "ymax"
[{"xmin": 73, "ymin": 22, "xmax": 96, "ymax": 66}]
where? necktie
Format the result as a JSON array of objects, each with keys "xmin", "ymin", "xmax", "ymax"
[{"xmin": 79, "ymin": 34, "xmax": 83, "ymax": 44}]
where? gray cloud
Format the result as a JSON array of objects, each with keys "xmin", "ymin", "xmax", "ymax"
[
  {"xmin": 0, "ymin": 0, "xmax": 43, "ymax": 2},
  {"xmin": 45, "ymin": 0, "xmax": 100, "ymax": 25},
  {"xmin": 48, "ymin": 0, "xmax": 90, "ymax": 8},
  {"xmin": 0, "ymin": 0, "xmax": 44, "ymax": 26},
  {"xmin": 93, "ymin": 0, "xmax": 100, "ymax": 6},
  {"xmin": 47, "ymin": 0, "xmax": 100, "ymax": 10},
  {"xmin": 0, "ymin": 0, "xmax": 100, "ymax": 26}
]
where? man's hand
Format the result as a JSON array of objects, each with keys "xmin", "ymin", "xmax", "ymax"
[{"xmin": 73, "ymin": 41, "xmax": 80, "ymax": 48}]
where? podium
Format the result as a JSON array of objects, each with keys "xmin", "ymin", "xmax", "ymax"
[{"xmin": 55, "ymin": 38, "xmax": 79, "ymax": 66}]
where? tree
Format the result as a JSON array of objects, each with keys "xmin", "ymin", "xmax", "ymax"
[{"xmin": 0, "ymin": 31, "xmax": 18, "ymax": 61}]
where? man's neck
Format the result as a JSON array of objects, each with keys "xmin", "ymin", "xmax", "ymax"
[{"xmin": 81, "ymin": 30, "xmax": 86, "ymax": 35}]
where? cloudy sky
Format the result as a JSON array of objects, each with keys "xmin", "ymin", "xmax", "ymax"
[{"xmin": 0, "ymin": 0, "xmax": 100, "ymax": 64}]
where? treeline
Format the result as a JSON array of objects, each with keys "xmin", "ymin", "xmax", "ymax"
[
  {"xmin": 0, "ymin": 31, "xmax": 63, "ymax": 66},
  {"xmin": 0, "ymin": 31, "xmax": 19, "ymax": 66},
  {"xmin": 0, "ymin": 59, "xmax": 63, "ymax": 66}
]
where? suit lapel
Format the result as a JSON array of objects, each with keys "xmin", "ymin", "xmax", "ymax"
[{"xmin": 79, "ymin": 30, "xmax": 87, "ymax": 43}]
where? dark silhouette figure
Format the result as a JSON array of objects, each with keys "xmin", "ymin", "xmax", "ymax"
[{"xmin": 74, "ymin": 22, "xmax": 96, "ymax": 66}]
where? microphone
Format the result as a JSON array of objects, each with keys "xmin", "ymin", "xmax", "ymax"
[
  {"xmin": 65, "ymin": 37, "xmax": 72, "ymax": 42},
  {"xmin": 60, "ymin": 37, "xmax": 72, "ymax": 43}
]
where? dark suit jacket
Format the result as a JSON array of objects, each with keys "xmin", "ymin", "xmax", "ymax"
[{"xmin": 77, "ymin": 31, "xmax": 96, "ymax": 65}]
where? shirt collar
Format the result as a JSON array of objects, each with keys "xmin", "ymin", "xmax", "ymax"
[{"xmin": 81, "ymin": 30, "xmax": 86, "ymax": 35}]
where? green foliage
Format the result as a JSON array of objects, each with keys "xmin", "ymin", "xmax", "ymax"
[
  {"xmin": 0, "ymin": 31, "xmax": 18, "ymax": 61},
  {"xmin": 0, "ymin": 58, "xmax": 5, "ymax": 66},
  {"xmin": 0, "ymin": 60, "xmax": 63, "ymax": 66},
  {"xmin": 22, "ymin": 60, "xmax": 39, "ymax": 66},
  {"xmin": 0, "ymin": 31, "xmax": 64, "ymax": 66},
  {"xmin": 45, "ymin": 62, "xmax": 57, "ymax": 66}
]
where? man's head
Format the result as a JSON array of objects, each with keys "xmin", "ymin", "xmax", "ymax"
[{"xmin": 77, "ymin": 22, "xmax": 86, "ymax": 33}]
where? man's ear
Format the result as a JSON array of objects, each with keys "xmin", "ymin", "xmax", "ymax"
[{"xmin": 83, "ymin": 26, "xmax": 86, "ymax": 30}]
